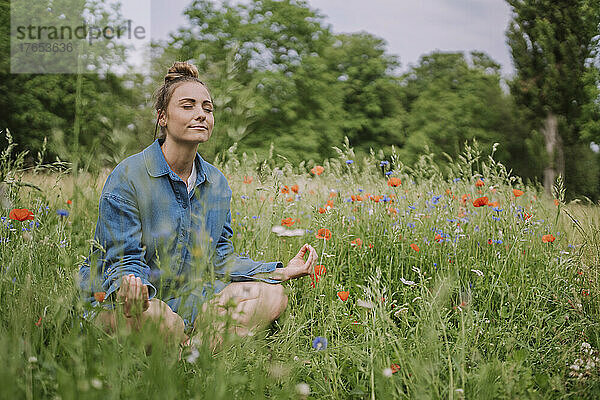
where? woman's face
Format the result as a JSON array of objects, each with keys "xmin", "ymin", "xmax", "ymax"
[{"xmin": 160, "ymin": 81, "xmax": 214, "ymax": 144}]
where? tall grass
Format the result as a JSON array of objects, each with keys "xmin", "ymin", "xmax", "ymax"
[{"xmin": 1, "ymin": 136, "xmax": 599, "ymax": 399}]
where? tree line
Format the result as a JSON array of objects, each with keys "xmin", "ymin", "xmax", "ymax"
[{"xmin": 1, "ymin": 0, "xmax": 599, "ymax": 199}]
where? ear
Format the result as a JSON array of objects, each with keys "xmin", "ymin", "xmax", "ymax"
[{"xmin": 158, "ymin": 110, "xmax": 167, "ymax": 127}]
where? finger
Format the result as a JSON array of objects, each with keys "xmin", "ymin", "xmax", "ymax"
[
  {"xmin": 296, "ymin": 244, "xmax": 309, "ymax": 258},
  {"xmin": 133, "ymin": 277, "xmax": 142, "ymax": 300},
  {"xmin": 119, "ymin": 275, "xmax": 130, "ymax": 298},
  {"xmin": 142, "ymin": 284, "xmax": 150, "ymax": 311}
]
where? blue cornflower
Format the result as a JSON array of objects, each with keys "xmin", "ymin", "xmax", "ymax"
[
  {"xmin": 453, "ymin": 178, "xmax": 461, "ymax": 182},
  {"xmin": 408, "ymin": 205, "xmax": 416, "ymax": 210},
  {"xmin": 432, "ymin": 195, "xmax": 442, "ymax": 205},
  {"xmin": 494, "ymin": 239, "xmax": 503, "ymax": 244},
  {"xmin": 407, "ymin": 222, "xmax": 415, "ymax": 229},
  {"xmin": 312, "ymin": 336, "xmax": 328, "ymax": 351},
  {"xmin": 493, "ymin": 207, "xmax": 503, "ymax": 213},
  {"xmin": 382, "ymin": 195, "xmax": 391, "ymax": 202},
  {"xmin": 380, "ymin": 161, "xmax": 389, "ymax": 167},
  {"xmin": 56, "ymin": 209, "xmax": 69, "ymax": 218},
  {"xmin": 346, "ymin": 160, "xmax": 354, "ymax": 165},
  {"xmin": 252, "ymin": 216, "xmax": 259, "ymax": 219},
  {"xmin": 241, "ymin": 195, "xmax": 249, "ymax": 200},
  {"xmin": 358, "ymin": 189, "xmax": 363, "ymax": 192},
  {"xmin": 385, "ymin": 171, "xmax": 393, "ymax": 176},
  {"xmin": 492, "ymin": 216, "xmax": 501, "ymax": 221}
]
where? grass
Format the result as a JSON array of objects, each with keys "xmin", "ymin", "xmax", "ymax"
[{"xmin": 1, "ymin": 140, "xmax": 599, "ymax": 399}]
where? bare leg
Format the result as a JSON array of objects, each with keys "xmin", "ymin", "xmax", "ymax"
[
  {"xmin": 192, "ymin": 282, "xmax": 288, "ymax": 349},
  {"xmin": 95, "ymin": 298, "xmax": 187, "ymax": 344}
]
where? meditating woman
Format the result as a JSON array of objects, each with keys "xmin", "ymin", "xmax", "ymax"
[{"xmin": 78, "ymin": 61, "xmax": 317, "ymax": 345}]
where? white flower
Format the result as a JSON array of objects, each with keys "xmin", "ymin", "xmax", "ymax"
[
  {"xmin": 383, "ymin": 368, "xmax": 393, "ymax": 377},
  {"xmin": 185, "ymin": 347, "xmax": 200, "ymax": 363},
  {"xmin": 296, "ymin": 383, "xmax": 310, "ymax": 396},
  {"xmin": 400, "ymin": 277, "xmax": 415, "ymax": 286},
  {"xmin": 28, "ymin": 356, "xmax": 37, "ymax": 363},
  {"xmin": 91, "ymin": 378, "xmax": 103, "ymax": 389},
  {"xmin": 357, "ymin": 299, "xmax": 374, "ymax": 309},
  {"xmin": 471, "ymin": 269, "xmax": 484, "ymax": 277}
]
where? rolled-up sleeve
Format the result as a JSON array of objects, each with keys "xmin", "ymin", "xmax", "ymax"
[
  {"xmin": 213, "ymin": 210, "xmax": 283, "ymax": 284},
  {"xmin": 78, "ymin": 193, "xmax": 157, "ymax": 305}
]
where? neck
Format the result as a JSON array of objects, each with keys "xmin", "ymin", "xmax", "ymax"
[{"xmin": 160, "ymin": 136, "xmax": 197, "ymax": 181}]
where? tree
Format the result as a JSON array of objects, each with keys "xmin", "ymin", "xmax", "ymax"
[{"xmin": 506, "ymin": 0, "xmax": 600, "ymax": 195}]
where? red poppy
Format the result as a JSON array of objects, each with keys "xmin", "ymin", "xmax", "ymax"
[
  {"xmin": 554, "ymin": 199, "xmax": 560, "ymax": 206},
  {"xmin": 35, "ymin": 316, "xmax": 42, "ymax": 327},
  {"xmin": 326, "ymin": 199, "xmax": 334, "ymax": 208},
  {"xmin": 281, "ymin": 185, "xmax": 289, "ymax": 194},
  {"xmin": 445, "ymin": 189, "xmax": 452, "ymax": 195},
  {"xmin": 368, "ymin": 243, "xmax": 374, "ymax": 249},
  {"xmin": 337, "ymin": 291, "xmax": 349, "ymax": 301},
  {"xmin": 390, "ymin": 364, "xmax": 401, "ymax": 374},
  {"xmin": 387, "ymin": 177, "xmax": 402, "ymax": 187},
  {"xmin": 387, "ymin": 208, "xmax": 398, "ymax": 216},
  {"xmin": 314, "ymin": 265, "xmax": 326, "ymax": 276},
  {"xmin": 351, "ymin": 238, "xmax": 363, "ymax": 247},
  {"xmin": 94, "ymin": 292, "xmax": 107, "ymax": 302},
  {"xmin": 310, "ymin": 165, "xmax": 324, "ymax": 176},
  {"xmin": 410, "ymin": 243, "xmax": 420, "ymax": 252},
  {"xmin": 243, "ymin": 176, "xmax": 253, "ymax": 184},
  {"xmin": 513, "ymin": 189, "xmax": 524, "ymax": 197},
  {"xmin": 66, "ymin": 199, "xmax": 73, "ymax": 205},
  {"xmin": 9, "ymin": 208, "xmax": 34, "ymax": 221},
  {"xmin": 318, "ymin": 207, "xmax": 326, "ymax": 214},
  {"xmin": 475, "ymin": 179, "xmax": 485, "ymax": 187},
  {"xmin": 286, "ymin": 197, "xmax": 294, "ymax": 202},
  {"xmin": 281, "ymin": 218, "xmax": 295, "ymax": 227},
  {"xmin": 316, "ymin": 228, "xmax": 331, "ymax": 240},
  {"xmin": 487, "ymin": 201, "xmax": 499, "ymax": 208},
  {"xmin": 460, "ymin": 194, "xmax": 471, "ymax": 205},
  {"xmin": 291, "ymin": 184, "xmax": 299, "ymax": 193},
  {"xmin": 329, "ymin": 192, "xmax": 337, "ymax": 198},
  {"xmin": 434, "ymin": 234, "xmax": 442, "ymax": 242},
  {"xmin": 523, "ymin": 212, "xmax": 532, "ymax": 221},
  {"xmin": 487, "ymin": 239, "xmax": 493, "ymax": 245},
  {"xmin": 472, "ymin": 196, "xmax": 489, "ymax": 207},
  {"xmin": 542, "ymin": 234, "xmax": 556, "ymax": 243}
]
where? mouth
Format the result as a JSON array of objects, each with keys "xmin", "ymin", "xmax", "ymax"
[{"xmin": 189, "ymin": 125, "xmax": 208, "ymax": 130}]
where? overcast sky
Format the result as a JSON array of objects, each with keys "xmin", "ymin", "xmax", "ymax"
[{"xmin": 120, "ymin": 0, "xmax": 515, "ymax": 76}]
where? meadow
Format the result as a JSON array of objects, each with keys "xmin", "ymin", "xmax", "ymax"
[{"xmin": 1, "ymin": 138, "xmax": 599, "ymax": 399}]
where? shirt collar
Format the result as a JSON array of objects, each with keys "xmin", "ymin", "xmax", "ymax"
[{"xmin": 143, "ymin": 138, "xmax": 210, "ymax": 184}]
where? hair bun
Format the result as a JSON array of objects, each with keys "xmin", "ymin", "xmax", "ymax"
[{"xmin": 164, "ymin": 61, "xmax": 199, "ymax": 83}]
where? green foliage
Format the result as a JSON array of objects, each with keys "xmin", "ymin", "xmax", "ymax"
[{"xmin": 2, "ymin": 140, "xmax": 600, "ymax": 398}]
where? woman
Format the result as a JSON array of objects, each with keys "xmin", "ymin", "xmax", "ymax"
[{"xmin": 79, "ymin": 61, "xmax": 317, "ymax": 345}]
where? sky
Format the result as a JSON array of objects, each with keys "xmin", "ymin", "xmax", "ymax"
[{"xmin": 118, "ymin": 0, "xmax": 515, "ymax": 76}]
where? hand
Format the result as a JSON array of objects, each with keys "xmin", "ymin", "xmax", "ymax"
[
  {"xmin": 280, "ymin": 244, "xmax": 318, "ymax": 281},
  {"xmin": 116, "ymin": 274, "xmax": 150, "ymax": 318}
]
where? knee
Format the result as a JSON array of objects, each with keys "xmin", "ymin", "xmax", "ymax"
[{"xmin": 263, "ymin": 283, "xmax": 287, "ymax": 318}]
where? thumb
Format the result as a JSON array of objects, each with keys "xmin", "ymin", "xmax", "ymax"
[{"xmin": 295, "ymin": 244, "xmax": 309, "ymax": 258}]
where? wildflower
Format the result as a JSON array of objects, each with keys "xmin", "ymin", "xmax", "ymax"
[
  {"xmin": 472, "ymin": 197, "xmax": 489, "ymax": 207},
  {"xmin": 291, "ymin": 184, "xmax": 299, "ymax": 193},
  {"xmin": 475, "ymin": 179, "xmax": 485, "ymax": 187},
  {"xmin": 56, "ymin": 209, "xmax": 69, "ymax": 218},
  {"xmin": 316, "ymin": 228, "xmax": 331, "ymax": 240},
  {"xmin": 312, "ymin": 336, "xmax": 327, "ymax": 351},
  {"xmin": 35, "ymin": 316, "xmax": 42, "ymax": 327},
  {"xmin": 400, "ymin": 277, "xmax": 416, "ymax": 286},
  {"xmin": 513, "ymin": 189, "xmax": 524, "ymax": 197},
  {"xmin": 243, "ymin": 176, "xmax": 253, "ymax": 184},
  {"xmin": 318, "ymin": 207, "xmax": 326, "ymax": 214},
  {"xmin": 387, "ymin": 177, "xmax": 402, "ymax": 187},
  {"xmin": 554, "ymin": 199, "xmax": 560, "ymax": 206},
  {"xmin": 281, "ymin": 217, "xmax": 296, "ymax": 227},
  {"xmin": 281, "ymin": 185, "xmax": 290, "ymax": 194},
  {"xmin": 542, "ymin": 234, "xmax": 556, "ymax": 243},
  {"xmin": 286, "ymin": 197, "xmax": 294, "ymax": 202},
  {"xmin": 185, "ymin": 347, "xmax": 200, "ymax": 363},
  {"xmin": 390, "ymin": 363, "xmax": 401, "ymax": 374},
  {"xmin": 314, "ymin": 265, "xmax": 326, "ymax": 276},
  {"xmin": 345, "ymin": 160, "xmax": 354, "ymax": 165},
  {"xmin": 310, "ymin": 165, "xmax": 324, "ymax": 176},
  {"xmin": 9, "ymin": 208, "xmax": 34, "ymax": 221},
  {"xmin": 410, "ymin": 243, "xmax": 420, "ymax": 252},
  {"xmin": 350, "ymin": 238, "xmax": 363, "ymax": 247},
  {"xmin": 357, "ymin": 299, "xmax": 374, "ymax": 308},
  {"xmin": 434, "ymin": 234, "xmax": 443, "ymax": 242},
  {"xmin": 460, "ymin": 194, "xmax": 471, "ymax": 205},
  {"xmin": 385, "ymin": 171, "xmax": 393, "ymax": 176},
  {"xmin": 94, "ymin": 292, "xmax": 106, "ymax": 302},
  {"xmin": 66, "ymin": 199, "xmax": 73, "ymax": 205},
  {"xmin": 379, "ymin": 161, "xmax": 389, "ymax": 167},
  {"xmin": 383, "ymin": 368, "xmax": 393, "ymax": 377},
  {"xmin": 329, "ymin": 191, "xmax": 337, "ymax": 198},
  {"xmin": 337, "ymin": 291, "xmax": 349, "ymax": 301},
  {"xmin": 296, "ymin": 383, "xmax": 310, "ymax": 396}
]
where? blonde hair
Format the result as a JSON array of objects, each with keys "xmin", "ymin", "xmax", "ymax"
[{"xmin": 153, "ymin": 61, "xmax": 210, "ymax": 141}]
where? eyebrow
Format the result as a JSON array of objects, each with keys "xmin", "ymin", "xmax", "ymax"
[{"xmin": 178, "ymin": 97, "xmax": 212, "ymax": 105}]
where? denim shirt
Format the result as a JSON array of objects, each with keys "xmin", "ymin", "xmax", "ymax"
[{"xmin": 78, "ymin": 138, "xmax": 283, "ymax": 306}]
